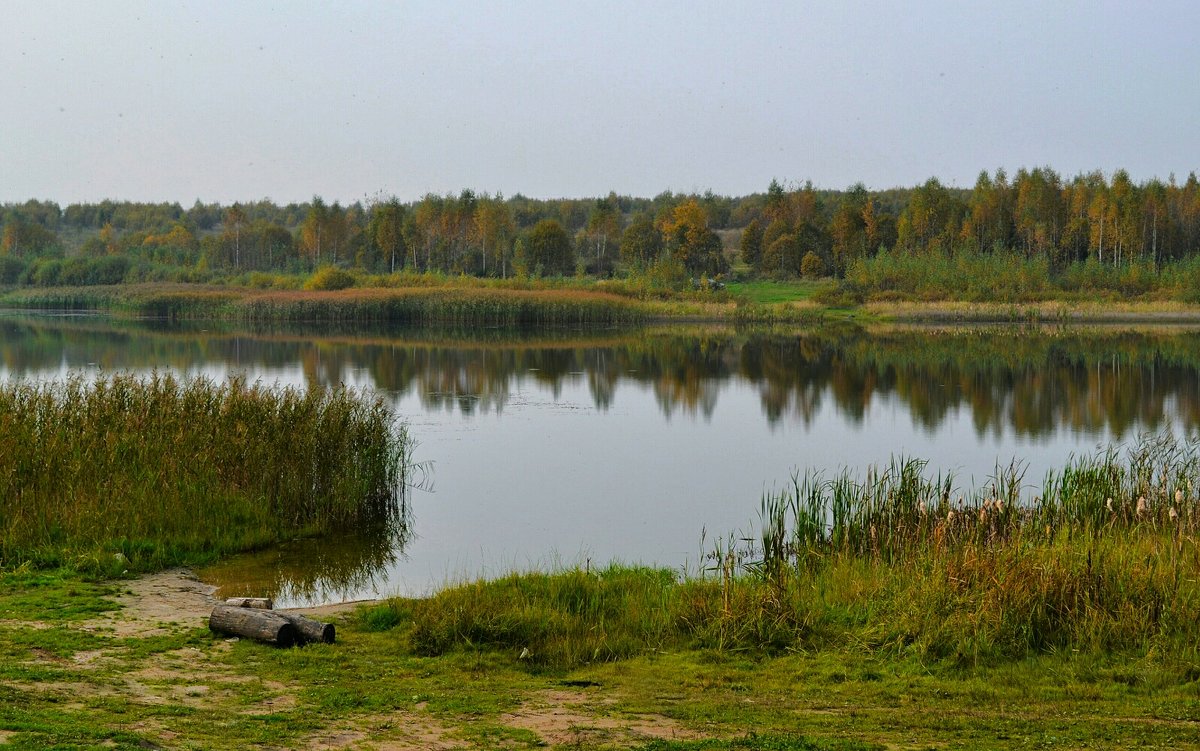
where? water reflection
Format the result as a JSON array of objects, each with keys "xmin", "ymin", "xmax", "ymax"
[
  {"xmin": 200, "ymin": 488, "xmax": 413, "ymax": 606},
  {"xmin": 2, "ymin": 313, "xmax": 1198, "ymax": 440}
]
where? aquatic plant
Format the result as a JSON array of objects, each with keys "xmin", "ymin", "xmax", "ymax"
[
  {"xmin": 0, "ymin": 373, "xmax": 410, "ymax": 573},
  {"xmin": 401, "ymin": 432, "xmax": 1200, "ymax": 668}
]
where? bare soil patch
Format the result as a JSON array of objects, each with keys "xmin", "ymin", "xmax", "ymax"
[
  {"xmin": 500, "ymin": 688, "xmax": 703, "ymax": 747},
  {"xmin": 303, "ymin": 711, "xmax": 460, "ymax": 750}
]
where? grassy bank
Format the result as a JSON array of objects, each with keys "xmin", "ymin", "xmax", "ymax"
[
  {"xmin": 8, "ymin": 274, "xmax": 1200, "ymax": 324},
  {"xmin": 4, "ymin": 387, "xmax": 1200, "ymax": 746},
  {"xmin": 3, "ymin": 567, "xmax": 1200, "ymax": 750},
  {"xmin": 0, "ymin": 281, "xmax": 703, "ymax": 326},
  {"xmin": 380, "ymin": 432, "xmax": 1200, "ymax": 670},
  {"xmin": 0, "ymin": 374, "xmax": 409, "ymax": 573}
]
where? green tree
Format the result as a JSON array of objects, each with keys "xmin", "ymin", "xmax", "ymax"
[
  {"xmin": 223, "ymin": 204, "xmax": 247, "ymax": 268},
  {"xmin": 619, "ymin": 214, "xmax": 662, "ymax": 270},
  {"xmin": 523, "ymin": 219, "xmax": 574, "ymax": 276},
  {"xmin": 585, "ymin": 193, "xmax": 622, "ymax": 276},
  {"xmin": 740, "ymin": 218, "xmax": 763, "ymax": 269},
  {"xmin": 300, "ymin": 197, "xmax": 328, "ymax": 268},
  {"xmin": 369, "ymin": 199, "xmax": 407, "ymax": 273}
]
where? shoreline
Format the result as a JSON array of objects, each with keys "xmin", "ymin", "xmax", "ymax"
[{"xmin": 6, "ymin": 282, "xmax": 1200, "ymax": 326}]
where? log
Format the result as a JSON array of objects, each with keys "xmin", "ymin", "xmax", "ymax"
[
  {"xmin": 209, "ymin": 605, "xmax": 298, "ymax": 647},
  {"xmin": 224, "ymin": 597, "xmax": 274, "ymax": 609},
  {"xmin": 279, "ymin": 613, "xmax": 336, "ymax": 644}
]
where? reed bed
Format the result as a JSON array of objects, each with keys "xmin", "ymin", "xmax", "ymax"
[
  {"xmin": 232, "ymin": 287, "xmax": 649, "ymax": 326},
  {"xmin": 0, "ymin": 374, "xmax": 409, "ymax": 573},
  {"xmin": 394, "ymin": 432, "xmax": 1200, "ymax": 668},
  {"xmin": 0, "ymin": 284, "xmax": 652, "ymax": 325}
]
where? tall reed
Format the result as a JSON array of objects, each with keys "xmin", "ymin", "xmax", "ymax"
[
  {"xmin": 398, "ymin": 432, "xmax": 1200, "ymax": 668},
  {"xmin": 0, "ymin": 373, "xmax": 409, "ymax": 573}
]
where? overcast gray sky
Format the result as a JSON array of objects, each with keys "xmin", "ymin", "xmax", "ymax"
[{"xmin": 2, "ymin": 0, "xmax": 1198, "ymax": 204}]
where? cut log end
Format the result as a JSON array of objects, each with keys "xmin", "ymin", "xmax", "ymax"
[{"xmin": 279, "ymin": 613, "xmax": 336, "ymax": 644}]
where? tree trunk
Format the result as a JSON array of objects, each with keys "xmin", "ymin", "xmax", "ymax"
[
  {"xmin": 224, "ymin": 597, "xmax": 273, "ymax": 609},
  {"xmin": 209, "ymin": 605, "xmax": 298, "ymax": 646},
  {"xmin": 278, "ymin": 613, "xmax": 336, "ymax": 644}
]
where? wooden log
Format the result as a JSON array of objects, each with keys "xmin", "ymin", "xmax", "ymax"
[
  {"xmin": 209, "ymin": 605, "xmax": 298, "ymax": 647},
  {"xmin": 224, "ymin": 597, "xmax": 274, "ymax": 610},
  {"xmin": 278, "ymin": 613, "xmax": 336, "ymax": 644}
]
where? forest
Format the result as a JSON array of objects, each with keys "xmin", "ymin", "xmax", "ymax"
[{"xmin": 2, "ymin": 167, "xmax": 1200, "ymax": 294}]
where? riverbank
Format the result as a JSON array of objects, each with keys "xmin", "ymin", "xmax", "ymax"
[
  {"xmin": 2, "ymin": 565, "xmax": 1198, "ymax": 750},
  {"xmin": 8, "ymin": 280, "xmax": 1200, "ymax": 325}
]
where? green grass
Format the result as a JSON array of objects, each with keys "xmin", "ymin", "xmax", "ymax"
[
  {"xmin": 0, "ymin": 373, "xmax": 410, "ymax": 574},
  {"xmin": 4, "ymin": 567, "xmax": 1199, "ymax": 749},
  {"xmin": 393, "ymin": 433, "xmax": 1200, "ymax": 670},
  {"xmin": 727, "ymin": 279, "xmax": 831, "ymax": 305}
]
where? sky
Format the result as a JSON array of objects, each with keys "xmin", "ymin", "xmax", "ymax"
[{"xmin": 2, "ymin": 0, "xmax": 1198, "ymax": 205}]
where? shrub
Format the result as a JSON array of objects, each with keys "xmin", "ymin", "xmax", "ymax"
[
  {"xmin": 304, "ymin": 266, "xmax": 356, "ymax": 291},
  {"xmin": 800, "ymin": 251, "xmax": 825, "ymax": 279}
]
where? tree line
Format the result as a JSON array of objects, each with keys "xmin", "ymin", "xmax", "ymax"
[{"xmin": 2, "ymin": 167, "xmax": 1199, "ymax": 287}]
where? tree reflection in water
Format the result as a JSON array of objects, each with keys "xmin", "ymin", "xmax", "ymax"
[{"xmin": 2, "ymin": 316, "xmax": 1197, "ymax": 440}]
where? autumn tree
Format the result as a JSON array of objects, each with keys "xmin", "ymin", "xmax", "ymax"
[
  {"xmin": 0, "ymin": 215, "xmax": 59, "ymax": 257},
  {"xmin": 474, "ymin": 197, "xmax": 515, "ymax": 277},
  {"xmin": 659, "ymin": 199, "xmax": 728, "ymax": 277},
  {"xmin": 830, "ymin": 184, "xmax": 868, "ymax": 274}
]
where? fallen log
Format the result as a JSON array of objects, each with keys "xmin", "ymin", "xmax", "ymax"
[
  {"xmin": 279, "ymin": 613, "xmax": 336, "ymax": 644},
  {"xmin": 224, "ymin": 597, "xmax": 274, "ymax": 609},
  {"xmin": 209, "ymin": 605, "xmax": 298, "ymax": 647}
]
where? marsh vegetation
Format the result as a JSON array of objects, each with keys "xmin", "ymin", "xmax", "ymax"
[{"xmin": 0, "ymin": 374, "xmax": 410, "ymax": 574}]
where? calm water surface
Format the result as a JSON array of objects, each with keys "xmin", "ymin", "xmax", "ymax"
[{"xmin": 3, "ymin": 312, "xmax": 1198, "ymax": 604}]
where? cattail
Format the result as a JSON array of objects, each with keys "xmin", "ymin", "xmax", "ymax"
[
  {"xmin": 1136, "ymin": 496, "xmax": 1148, "ymax": 516},
  {"xmin": 979, "ymin": 506, "xmax": 988, "ymax": 522},
  {"xmin": 1169, "ymin": 507, "xmax": 1179, "ymax": 521}
]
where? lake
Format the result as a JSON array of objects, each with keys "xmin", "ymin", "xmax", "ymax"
[{"xmin": 3, "ymin": 311, "xmax": 1198, "ymax": 605}]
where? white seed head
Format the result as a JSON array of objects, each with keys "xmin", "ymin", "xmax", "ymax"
[
  {"xmin": 1169, "ymin": 507, "xmax": 1179, "ymax": 521},
  {"xmin": 1106, "ymin": 498, "xmax": 1114, "ymax": 513},
  {"xmin": 1137, "ymin": 496, "xmax": 1148, "ymax": 516},
  {"xmin": 1177, "ymin": 489, "xmax": 1185, "ymax": 504}
]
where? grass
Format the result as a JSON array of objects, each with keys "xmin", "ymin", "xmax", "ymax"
[
  {"xmin": 388, "ymin": 432, "xmax": 1200, "ymax": 670},
  {"xmin": 726, "ymin": 279, "xmax": 831, "ymax": 305},
  {"xmin": 0, "ymin": 373, "xmax": 410, "ymax": 574},
  {"xmin": 7, "ymin": 266, "xmax": 1200, "ymax": 325},
  {"xmin": 3, "ymin": 566, "xmax": 1200, "ymax": 749}
]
